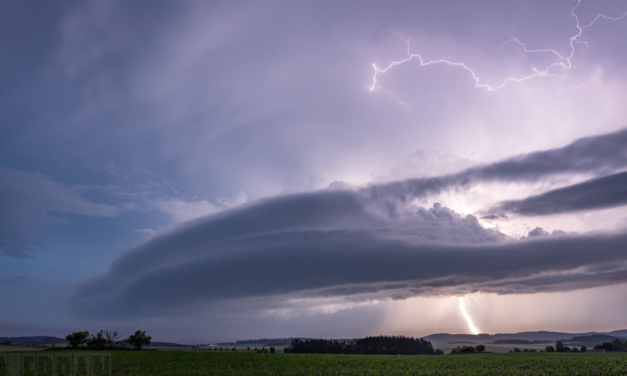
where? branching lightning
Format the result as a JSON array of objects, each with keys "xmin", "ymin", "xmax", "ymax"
[
  {"xmin": 370, "ymin": 0, "xmax": 627, "ymax": 104},
  {"xmin": 458, "ymin": 296, "xmax": 480, "ymax": 335}
]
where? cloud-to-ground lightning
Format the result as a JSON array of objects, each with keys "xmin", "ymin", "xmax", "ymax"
[
  {"xmin": 370, "ymin": 0, "xmax": 627, "ymax": 103},
  {"xmin": 458, "ymin": 297, "xmax": 480, "ymax": 335}
]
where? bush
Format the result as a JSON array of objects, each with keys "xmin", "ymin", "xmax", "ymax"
[
  {"xmin": 476, "ymin": 345, "xmax": 485, "ymax": 352},
  {"xmin": 126, "ymin": 330, "xmax": 152, "ymax": 350},
  {"xmin": 545, "ymin": 346, "xmax": 555, "ymax": 352},
  {"xmin": 450, "ymin": 346, "xmax": 476, "ymax": 354},
  {"xmin": 66, "ymin": 331, "xmax": 90, "ymax": 348}
]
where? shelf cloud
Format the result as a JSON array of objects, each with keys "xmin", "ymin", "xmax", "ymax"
[
  {"xmin": 73, "ymin": 178, "xmax": 627, "ymax": 319},
  {"xmin": 365, "ymin": 127, "xmax": 627, "ymax": 206},
  {"xmin": 488, "ymin": 171, "xmax": 627, "ymax": 217}
]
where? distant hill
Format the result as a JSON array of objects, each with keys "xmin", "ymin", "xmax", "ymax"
[
  {"xmin": 568, "ymin": 335, "xmax": 618, "ymax": 346},
  {"xmin": 147, "ymin": 342, "xmax": 190, "ymax": 348},
  {"xmin": 493, "ymin": 339, "xmax": 548, "ymax": 345},
  {"xmin": 5, "ymin": 329, "xmax": 626, "ymax": 348},
  {"xmin": 0, "ymin": 336, "xmax": 67, "ymax": 345},
  {"xmin": 186, "ymin": 330, "xmax": 627, "ymax": 347},
  {"xmin": 216, "ymin": 338, "xmax": 358, "ymax": 347},
  {"xmin": 424, "ymin": 330, "xmax": 627, "ymax": 344},
  {"xmin": 233, "ymin": 338, "xmax": 299, "ymax": 347},
  {"xmin": 607, "ymin": 330, "xmax": 627, "ymax": 338}
]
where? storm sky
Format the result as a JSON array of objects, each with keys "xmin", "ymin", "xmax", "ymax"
[{"xmin": 1, "ymin": 0, "xmax": 627, "ymax": 343}]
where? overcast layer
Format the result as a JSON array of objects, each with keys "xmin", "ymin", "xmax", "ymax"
[{"xmin": 1, "ymin": 0, "xmax": 627, "ymax": 342}]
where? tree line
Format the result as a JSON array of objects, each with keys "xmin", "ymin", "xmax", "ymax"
[
  {"xmin": 544, "ymin": 339, "xmax": 627, "ymax": 353},
  {"xmin": 544, "ymin": 341, "xmax": 586, "ymax": 353},
  {"xmin": 450, "ymin": 345, "xmax": 485, "ymax": 354},
  {"xmin": 284, "ymin": 336, "xmax": 438, "ymax": 355},
  {"xmin": 593, "ymin": 339, "xmax": 626, "ymax": 352},
  {"xmin": 65, "ymin": 330, "xmax": 152, "ymax": 350}
]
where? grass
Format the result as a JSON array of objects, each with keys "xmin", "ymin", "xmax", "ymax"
[{"xmin": 9, "ymin": 350, "xmax": 625, "ymax": 375}]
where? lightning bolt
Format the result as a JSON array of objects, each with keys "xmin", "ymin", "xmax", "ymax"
[
  {"xmin": 458, "ymin": 296, "xmax": 480, "ymax": 335},
  {"xmin": 370, "ymin": 0, "xmax": 627, "ymax": 104}
]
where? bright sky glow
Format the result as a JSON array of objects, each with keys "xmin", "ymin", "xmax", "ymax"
[{"xmin": 370, "ymin": 0, "xmax": 627, "ymax": 105}]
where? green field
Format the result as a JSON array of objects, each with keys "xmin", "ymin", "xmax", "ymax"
[{"xmin": 13, "ymin": 350, "xmax": 627, "ymax": 375}]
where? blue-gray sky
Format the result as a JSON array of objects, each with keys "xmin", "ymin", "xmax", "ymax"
[{"xmin": 2, "ymin": 0, "xmax": 627, "ymax": 343}]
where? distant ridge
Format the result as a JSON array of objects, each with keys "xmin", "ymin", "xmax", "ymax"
[
  {"xmin": 5, "ymin": 330, "xmax": 626, "ymax": 347},
  {"xmin": 217, "ymin": 338, "xmax": 358, "ymax": 347},
  {"xmin": 205, "ymin": 330, "xmax": 627, "ymax": 347},
  {"xmin": 147, "ymin": 341, "xmax": 189, "ymax": 348},
  {"xmin": 0, "ymin": 336, "xmax": 67, "ymax": 345},
  {"xmin": 424, "ymin": 330, "xmax": 627, "ymax": 344}
]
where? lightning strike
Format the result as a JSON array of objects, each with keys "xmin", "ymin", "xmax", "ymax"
[
  {"xmin": 458, "ymin": 297, "xmax": 480, "ymax": 335},
  {"xmin": 370, "ymin": 0, "xmax": 627, "ymax": 102}
]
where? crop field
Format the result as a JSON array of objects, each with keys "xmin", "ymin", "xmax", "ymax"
[{"xmin": 11, "ymin": 350, "xmax": 626, "ymax": 375}]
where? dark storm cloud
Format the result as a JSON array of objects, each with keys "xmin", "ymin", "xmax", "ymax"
[
  {"xmin": 0, "ymin": 168, "xmax": 118, "ymax": 258},
  {"xmin": 73, "ymin": 185, "xmax": 627, "ymax": 318},
  {"xmin": 73, "ymin": 127, "xmax": 627, "ymax": 318},
  {"xmin": 74, "ymin": 190, "xmax": 505, "ymax": 300},
  {"xmin": 489, "ymin": 171, "xmax": 627, "ymax": 217},
  {"xmin": 365, "ymin": 127, "xmax": 627, "ymax": 204}
]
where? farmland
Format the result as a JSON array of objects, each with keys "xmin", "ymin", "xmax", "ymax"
[{"xmin": 9, "ymin": 350, "xmax": 627, "ymax": 375}]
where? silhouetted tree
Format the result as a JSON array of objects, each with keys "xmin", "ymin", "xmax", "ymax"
[
  {"xmin": 86, "ymin": 330, "xmax": 107, "ymax": 348},
  {"xmin": 104, "ymin": 330, "xmax": 121, "ymax": 347},
  {"xmin": 270, "ymin": 347, "xmax": 275, "ymax": 353},
  {"xmin": 556, "ymin": 341, "xmax": 578, "ymax": 352},
  {"xmin": 126, "ymin": 330, "xmax": 152, "ymax": 350},
  {"xmin": 545, "ymin": 346, "xmax": 555, "ymax": 352},
  {"xmin": 612, "ymin": 339, "xmax": 624, "ymax": 351},
  {"xmin": 476, "ymin": 345, "xmax": 485, "ymax": 352},
  {"xmin": 66, "ymin": 331, "xmax": 90, "ymax": 348}
]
